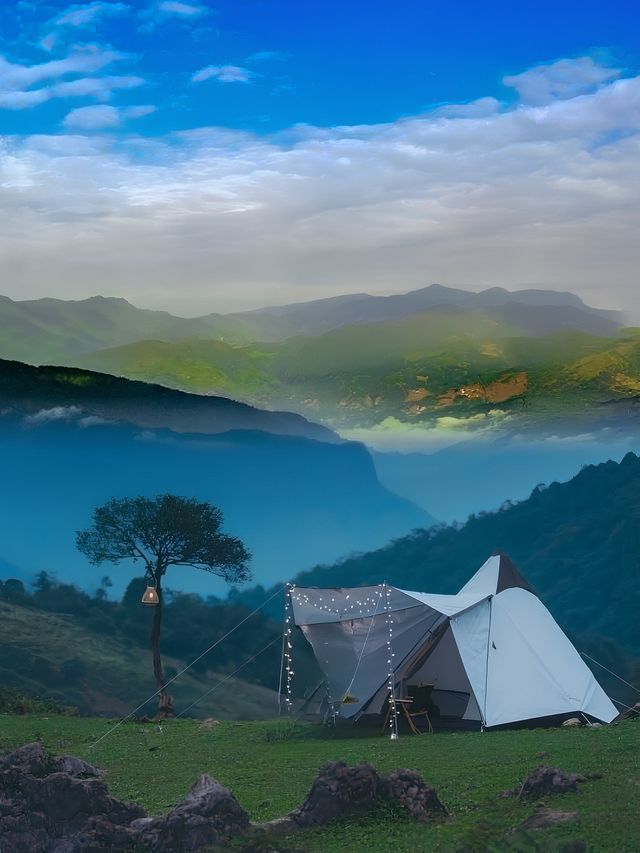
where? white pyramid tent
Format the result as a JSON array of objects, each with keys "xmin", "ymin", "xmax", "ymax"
[{"xmin": 291, "ymin": 554, "xmax": 617, "ymax": 728}]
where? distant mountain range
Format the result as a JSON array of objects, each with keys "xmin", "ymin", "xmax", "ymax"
[
  {"xmin": 1, "ymin": 285, "xmax": 632, "ymax": 434},
  {"xmin": 204, "ymin": 283, "xmax": 622, "ymax": 340},
  {"xmin": 0, "ymin": 360, "xmax": 430, "ymax": 594},
  {"xmin": 0, "ymin": 284, "xmax": 623, "ymax": 364}
]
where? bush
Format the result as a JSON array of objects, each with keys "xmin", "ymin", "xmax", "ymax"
[{"xmin": 0, "ymin": 685, "xmax": 77, "ymax": 716}]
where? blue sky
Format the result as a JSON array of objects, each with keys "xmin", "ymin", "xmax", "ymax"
[
  {"xmin": 1, "ymin": 0, "xmax": 639, "ymax": 314},
  {"xmin": 2, "ymin": 0, "xmax": 639, "ymax": 134}
]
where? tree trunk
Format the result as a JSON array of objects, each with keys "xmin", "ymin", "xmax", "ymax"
[{"xmin": 149, "ymin": 572, "xmax": 174, "ymax": 718}]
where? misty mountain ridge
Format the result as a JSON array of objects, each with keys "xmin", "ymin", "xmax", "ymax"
[
  {"xmin": 226, "ymin": 283, "xmax": 620, "ymax": 336},
  {"xmin": 0, "ymin": 284, "xmax": 623, "ymax": 365},
  {"xmin": 0, "ymin": 358, "xmax": 336, "ymax": 443}
]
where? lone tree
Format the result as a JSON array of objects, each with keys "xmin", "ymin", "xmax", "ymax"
[{"xmin": 76, "ymin": 494, "xmax": 251, "ymax": 716}]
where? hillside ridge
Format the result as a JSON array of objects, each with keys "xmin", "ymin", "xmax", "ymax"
[{"xmin": 0, "ymin": 284, "xmax": 623, "ymax": 365}]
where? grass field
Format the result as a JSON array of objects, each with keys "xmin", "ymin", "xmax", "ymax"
[{"xmin": 0, "ymin": 715, "xmax": 638, "ymax": 852}]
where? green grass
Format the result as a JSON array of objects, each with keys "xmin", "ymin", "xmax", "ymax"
[{"xmin": 0, "ymin": 716, "xmax": 637, "ymax": 852}]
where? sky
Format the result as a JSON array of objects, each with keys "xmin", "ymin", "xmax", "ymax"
[{"xmin": 1, "ymin": 0, "xmax": 639, "ymax": 316}]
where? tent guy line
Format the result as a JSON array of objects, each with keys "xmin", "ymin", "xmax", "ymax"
[
  {"xmin": 90, "ymin": 584, "xmax": 285, "ymax": 749},
  {"xmin": 579, "ymin": 652, "xmax": 640, "ymax": 696},
  {"xmin": 175, "ymin": 634, "xmax": 282, "ymax": 720},
  {"xmin": 342, "ymin": 584, "xmax": 384, "ymax": 704}
]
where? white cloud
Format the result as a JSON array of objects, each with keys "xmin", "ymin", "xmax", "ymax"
[
  {"xmin": 0, "ymin": 74, "xmax": 143, "ymax": 109},
  {"xmin": 79, "ymin": 414, "xmax": 111, "ymax": 427},
  {"xmin": 433, "ymin": 96, "xmax": 501, "ymax": 119},
  {"xmin": 0, "ymin": 46, "xmax": 134, "ymax": 109},
  {"xmin": 1, "ymin": 56, "xmax": 639, "ymax": 317},
  {"xmin": 39, "ymin": 2, "xmax": 131, "ymax": 50},
  {"xmin": 0, "ymin": 46, "xmax": 125, "ymax": 89},
  {"xmin": 158, "ymin": 1, "xmax": 207, "ymax": 16},
  {"xmin": 56, "ymin": 1, "xmax": 130, "ymax": 27},
  {"xmin": 503, "ymin": 56, "xmax": 620, "ymax": 106},
  {"xmin": 63, "ymin": 103, "xmax": 155, "ymax": 128},
  {"xmin": 24, "ymin": 406, "xmax": 83, "ymax": 425},
  {"xmin": 140, "ymin": 0, "xmax": 208, "ymax": 28},
  {"xmin": 22, "ymin": 406, "xmax": 110, "ymax": 428},
  {"xmin": 192, "ymin": 64, "xmax": 252, "ymax": 83}
]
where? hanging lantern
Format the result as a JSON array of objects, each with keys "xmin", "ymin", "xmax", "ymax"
[{"xmin": 141, "ymin": 583, "xmax": 159, "ymax": 606}]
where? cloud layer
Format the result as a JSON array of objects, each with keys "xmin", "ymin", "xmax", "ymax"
[
  {"xmin": 0, "ymin": 45, "xmax": 147, "ymax": 110},
  {"xmin": 1, "ymin": 56, "xmax": 639, "ymax": 316}
]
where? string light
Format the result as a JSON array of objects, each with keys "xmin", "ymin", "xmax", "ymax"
[
  {"xmin": 283, "ymin": 583, "xmax": 294, "ymax": 713},
  {"xmin": 385, "ymin": 582, "xmax": 399, "ymax": 740},
  {"xmin": 290, "ymin": 588, "xmax": 388, "ymax": 618}
]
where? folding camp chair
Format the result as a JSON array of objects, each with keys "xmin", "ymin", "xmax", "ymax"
[{"xmin": 381, "ymin": 691, "xmax": 433, "ymax": 735}]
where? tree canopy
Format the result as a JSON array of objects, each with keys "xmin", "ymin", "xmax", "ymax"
[{"xmin": 76, "ymin": 494, "xmax": 251, "ymax": 584}]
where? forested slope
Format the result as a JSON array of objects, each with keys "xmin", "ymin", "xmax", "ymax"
[{"xmin": 294, "ymin": 452, "xmax": 640, "ymax": 654}]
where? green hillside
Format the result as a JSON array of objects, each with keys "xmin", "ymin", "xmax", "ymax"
[
  {"xmin": 0, "ymin": 597, "xmax": 283, "ymax": 719},
  {"xmin": 76, "ymin": 324, "xmax": 640, "ymax": 431},
  {"xmin": 0, "ymin": 294, "xmax": 274, "ymax": 362},
  {"xmin": 77, "ymin": 337, "xmax": 279, "ymax": 401}
]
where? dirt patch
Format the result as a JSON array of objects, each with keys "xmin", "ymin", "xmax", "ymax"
[
  {"xmin": 405, "ymin": 388, "xmax": 430, "ymax": 402},
  {"xmin": 438, "ymin": 371, "xmax": 528, "ymax": 407}
]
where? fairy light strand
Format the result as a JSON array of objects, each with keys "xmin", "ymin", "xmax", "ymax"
[
  {"xmin": 283, "ymin": 583, "xmax": 294, "ymax": 713},
  {"xmin": 290, "ymin": 589, "xmax": 385, "ymax": 618},
  {"xmin": 385, "ymin": 582, "xmax": 399, "ymax": 740}
]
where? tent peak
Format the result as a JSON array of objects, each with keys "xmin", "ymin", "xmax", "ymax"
[
  {"xmin": 458, "ymin": 553, "xmax": 533, "ymax": 597},
  {"xmin": 492, "ymin": 552, "xmax": 534, "ymax": 595}
]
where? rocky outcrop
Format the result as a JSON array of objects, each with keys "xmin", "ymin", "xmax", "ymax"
[
  {"xmin": 501, "ymin": 764, "xmax": 599, "ymax": 798},
  {"xmin": 130, "ymin": 774, "xmax": 250, "ymax": 852},
  {"xmin": 280, "ymin": 760, "xmax": 447, "ymax": 830},
  {"xmin": 0, "ymin": 746, "xmax": 446, "ymax": 853},
  {"xmin": 382, "ymin": 768, "xmax": 448, "ymax": 822},
  {"xmin": 0, "ymin": 743, "xmax": 249, "ymax": 852},
  {"xmin": 0, "ymin": 742, "xmax": 145, "ymax": 853}
]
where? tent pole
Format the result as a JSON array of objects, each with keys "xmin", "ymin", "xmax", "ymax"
[{"xmin": 481, "ymin": 595, "xmax": 493, "ymax": 731}]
